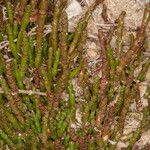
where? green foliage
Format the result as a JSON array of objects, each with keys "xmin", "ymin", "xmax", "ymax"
[{"xmin": 0, "ymin": 0, "xmax": 149, "ymax": 149}]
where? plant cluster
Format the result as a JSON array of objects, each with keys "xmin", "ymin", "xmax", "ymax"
[{"xmin": 0, "ymin": 0, "xmax": 149, "ymax": 149}]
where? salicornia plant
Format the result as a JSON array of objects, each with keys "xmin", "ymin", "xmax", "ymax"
[{"xmin": 0, "ymin": 0, "xmax": 149, "ymax": 149}]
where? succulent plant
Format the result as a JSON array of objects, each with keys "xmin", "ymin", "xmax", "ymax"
[{"xmin": 0, "ymin": 0, "xmax": 149, "ymax": 149}]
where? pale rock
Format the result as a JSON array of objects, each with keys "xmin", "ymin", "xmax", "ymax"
[{"xmin": 66, "ymin": 0, "xmax": 82, "ymax": 20}]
